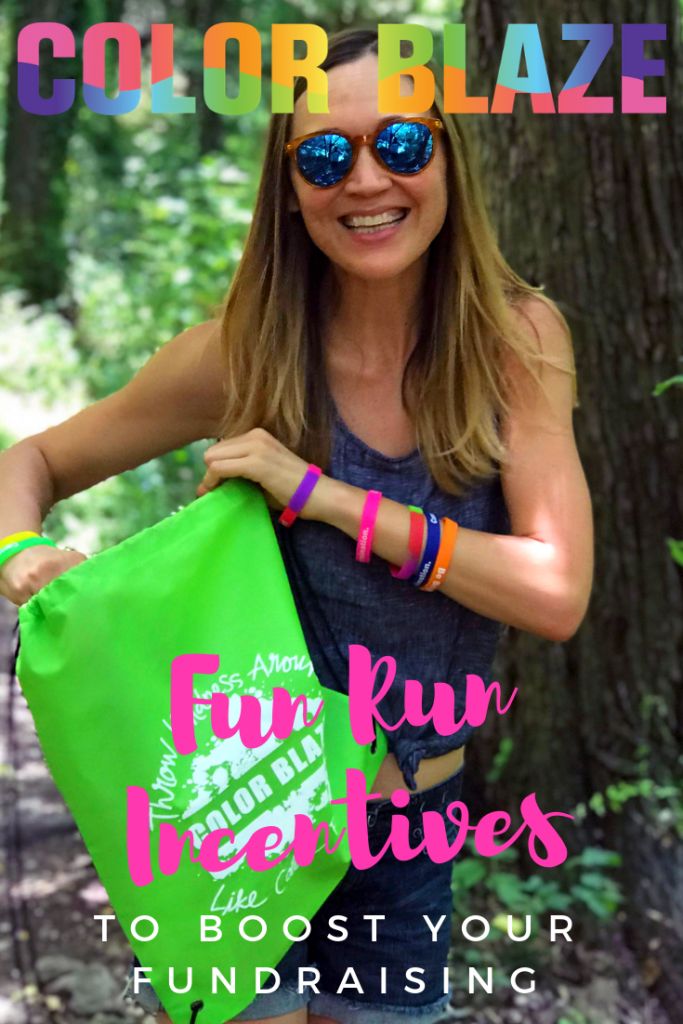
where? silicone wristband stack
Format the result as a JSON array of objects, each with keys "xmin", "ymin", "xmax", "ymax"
[
  {"xmin": 421, "ymin": 517, "xmax": 459, "ymax": 592},
  {"xmin": 411, "ymin": 512, "xmax": 441, "ymax": 587},
  {"xmin": 390, "ymin": 506, "xmax": 424, "ymax": 580},
  {"xmin": 279, "ymin": 465, "xmax": 322, "ymax": 527},
  {"xmin": 356, "ymin": 490, "xmax": 382, "ymax": 563},
  {"xmin": 0, "ymin": 536, "xmax": 56, "ymax": 570},
  {"xmin": 0, "ymin": 531, "xmax": 40, "ymax": 548}
]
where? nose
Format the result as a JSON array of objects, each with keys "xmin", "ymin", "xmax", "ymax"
[{"xmin": 344, "ymin": 144, "xmax": 392, "ymax": 195}]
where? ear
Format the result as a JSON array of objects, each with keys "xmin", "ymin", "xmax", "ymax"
[{"xmin": 287, "ymin": 190, "xmax": 300, "ymax": 213}]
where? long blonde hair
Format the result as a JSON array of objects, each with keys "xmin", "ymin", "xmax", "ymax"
[{"xmin": 217, "ymin": 28, "xmax": 577, "ymax": 494}]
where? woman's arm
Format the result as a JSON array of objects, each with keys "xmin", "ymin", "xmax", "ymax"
[
  {"xmin": 0, "ymin": 320, "xmax": 224, "ymax": 604},
  {"xmin": 198, "ymin": 301, "xmax": 593, "ymax": 643},
  {"xmin": 448, "ymin": 301, "xmax": 593, "ymax": 641}
]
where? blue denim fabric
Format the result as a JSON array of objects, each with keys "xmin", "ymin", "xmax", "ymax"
[{"xmin": 122, "ymin": 765, "xmax": 465, "ymax": 1023}]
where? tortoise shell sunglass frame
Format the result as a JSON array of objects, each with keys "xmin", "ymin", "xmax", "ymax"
[{"xmin": 284, "ymin": 117, "xmax": 444, "ymax": 189}]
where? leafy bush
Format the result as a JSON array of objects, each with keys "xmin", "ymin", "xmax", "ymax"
[{"xmin": 449, "ymin": 841, "xmax": 622, "ymax": 980}]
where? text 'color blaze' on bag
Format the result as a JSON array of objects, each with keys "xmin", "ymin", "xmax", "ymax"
[{"xmin": 17, "ymin": 481, "xmax": 385, "ymax": 1024}]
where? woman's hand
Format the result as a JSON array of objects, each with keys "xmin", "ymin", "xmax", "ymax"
[
  {"xmin": 0, "ymin": 546, "xmax": 88, "ymax": 607},
  {"xmin": 198, "ymin": 428, "xmax": 323, "ymax": 516}
]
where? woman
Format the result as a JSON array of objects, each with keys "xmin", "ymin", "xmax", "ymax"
[{"xmin": 0, "ymin": 27, "xmax": 593, "ymax": 1024}]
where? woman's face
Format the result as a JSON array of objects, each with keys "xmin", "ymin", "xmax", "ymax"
[{"xmin": 288, "ymin": 54, "xmax": 448, "ymax": 283}]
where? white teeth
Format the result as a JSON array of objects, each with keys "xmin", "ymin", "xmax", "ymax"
[{"xmin": 343, "ymin": 209, "xmax": 407, "ymax": 230}]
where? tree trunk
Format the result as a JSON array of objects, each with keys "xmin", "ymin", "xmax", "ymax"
[
  {"xmin": 181, "ymin": 0, "xmax": 235, "ymax": 155},
  {"xmin": 0, "ymin": 0, "xmax": 88, "ymax": 304},
  {"xmin": 462, "ymin": 0, "xmax": 683, "ymax": 1016}
]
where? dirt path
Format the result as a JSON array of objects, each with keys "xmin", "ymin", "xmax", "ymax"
[{"xmin": 1, "ymin": 599, "xmax": 149, "ymax": 1024}]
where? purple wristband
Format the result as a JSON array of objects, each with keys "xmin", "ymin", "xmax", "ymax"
[{"xmin": 279, "ymin": 465, "xmax": 322, "ymax": 527}]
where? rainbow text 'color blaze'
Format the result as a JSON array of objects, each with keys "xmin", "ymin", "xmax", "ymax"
[{"xmin": 17, "ymin": 22, "xmax": 667, "ymax": 117}]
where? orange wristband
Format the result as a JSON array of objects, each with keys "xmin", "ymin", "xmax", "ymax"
[{"xmin": 421, "ymin": 517, "xmax": 459, "ymax": 592}]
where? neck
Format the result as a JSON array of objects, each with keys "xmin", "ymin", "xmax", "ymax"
[{"xmin": 322, "ymin": 260, "xmax": 426, "ymax": 381}]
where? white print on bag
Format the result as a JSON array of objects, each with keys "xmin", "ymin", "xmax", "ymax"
[{"xmin": 146, "ymin": 652, "xmax": 330, "ymax": 897}]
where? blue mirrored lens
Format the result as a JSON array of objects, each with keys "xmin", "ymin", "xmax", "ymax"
[
  {"xmin": 376, "ymin": 121, "xmax": 433, "ymax": 174},
  {"xmin": 296, "ymin": 133, "xmax": 353, "ymax": 187}
]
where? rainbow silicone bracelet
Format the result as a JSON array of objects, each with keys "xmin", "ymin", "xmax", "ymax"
[
  {"xmin": 421, "ymin": 517, "xmax": 459, "ymax": 592},
  {"xmin": 390, "ymin": 506, "xmax": 425, "ymax": 579},
  {"xmin": 356, "ymin": 490, "xmax": 382, "ymax": 563},
  {"xmin": 411, "ymin": 512, "xmax": 441, "ymax": 587},
  {"xmin": 279, "ymin": 465, "xmax": 322, "ymax": 527},
  {"xmin": 0, "ymin": 536, "xmax": 56, "ymax": 570},
  {"xmin": 0, "ymin": 531, "xmax": 41, "ymax": 549}
]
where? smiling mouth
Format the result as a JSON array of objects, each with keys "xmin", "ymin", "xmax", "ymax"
[{"xmin": 340, "ymin": 209, "xmax": 409, "ymax": 233}]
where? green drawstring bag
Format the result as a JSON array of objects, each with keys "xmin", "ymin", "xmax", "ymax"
[{"xmin": 17, "ymin": 481, "xmax": 386, "ymax": 1024}]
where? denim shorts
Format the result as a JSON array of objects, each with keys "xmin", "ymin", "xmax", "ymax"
[{"xmin": 122, "ymin": 764, "xmax": 464, "ymax": 1023}]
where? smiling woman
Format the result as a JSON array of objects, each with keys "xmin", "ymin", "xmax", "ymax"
[
  {"xmin": 0, "ymin": 23, "xmax": 592, "ymax": 1024},
  {"xmin": 284, "ymin": 84, "xmax": 448, "ymax": 286}
]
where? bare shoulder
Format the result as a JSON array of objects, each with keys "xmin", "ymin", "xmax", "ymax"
[
  {"xmin": 502, "ymin": 295, "xmax": 578, "ymax": 426},
  {"xmin": 172, "ymin": 318, "xmax": 222, "ymax": 357},
  {"xmin": 143, "ymin": 318, "xmax": 223, "ymax": 392},
  {"xmin": 507, "ymin": 295, "xmax": 574, "ymax": 370}
]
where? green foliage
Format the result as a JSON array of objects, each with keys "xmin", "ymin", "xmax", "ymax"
[
  {"xmin": 1, "ymin": 32, "xmax": 265, "ymax": 541},
  {"xmin": 452, "ymin": 842, "xmax": 622, "ymax": 921},
  {"xmin": 0, "ymin": 424, "xmax": 15, "ymax": 450},
  {"xmin": 485, "ymin": 735, "xmax": 514, "ymax": 784},
  {"xmin": 652, "ymin": 372, "xmax": 682, "ymax": 564},
  {"xmin": 667, "ymin": 538, "xmax": 683, "ymax": 566},
  {"xmin": 64, "ymin": 88, "xmax": 263, "ymax": 396},
  {"xmin": 574, "ymin": 768, "xmax": 683, "ymax": 841},
  {"xmin": 651, "ymin": 373, "xmax": 683, "ymax": 396},
  {"xmin": 449, "ymin": 738, "xmax": 625, "ymax": 981},
  {"xmin": 449, "ymin": 839, "xmax": 623, "ymax": 979},
  {"xmin": 0, "ymin": 290, "xmax": 82, "ymax": 400},
  {"xmin": 572, "ymin": 713, "xmax": 683, "ymax": 841}
]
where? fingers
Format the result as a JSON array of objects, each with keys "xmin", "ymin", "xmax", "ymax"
[
  {"xmin": 203, "ymin": 428, "xmax": 281, "ymax": 467},
  {"xmin": 196, "ymin": 428, "xmax": 306, "ymax": 510},
  {"xmin": 23, "ymin": 550, "xmax": 87, "ymax": 599},
  {"xmin": 198, "ymin": 429, "xmax": 283, "ymax": 496},
  {"xmin": 0, "ymin": 548, "xmax": 88, "ymax": 606},
  {"xmin": 197, "ymin": 455, "xmax": 255, "ymax": 495}
]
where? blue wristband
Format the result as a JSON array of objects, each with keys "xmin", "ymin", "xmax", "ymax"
[{"xmin": 411, "ymin": 511, "xmax": 441, "ymax": 588}]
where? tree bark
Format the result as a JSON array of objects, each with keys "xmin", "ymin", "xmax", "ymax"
[
  {"xmin": 0, "ymin": 0, "xmax": 88, "ymax": 304},
  {"xmin": 180, "ymin": 0, "xmax": 229, "ymax": 154},
  {"xmin": 462, "ymin": 0, "xmax": 683, "ymax": 1016}
]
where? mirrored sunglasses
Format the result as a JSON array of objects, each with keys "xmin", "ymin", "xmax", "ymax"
[{"xmin": 285, "ymin": 117, "xmax": 443, "ymax": 189}]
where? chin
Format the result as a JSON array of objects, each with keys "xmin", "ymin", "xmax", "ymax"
[
  {"xmin": 355, "ymin": 265, "xmax": 412, "ymax": 282},
  {"xmin": 333, "ymin": 253, "xmax": 419, "ymax": 282}
]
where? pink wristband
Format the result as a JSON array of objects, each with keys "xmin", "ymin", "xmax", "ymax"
[
  {"xmin": 390, "ymin": 506, "xmax": 425, "ymax": 579},
  {"xmin": 356, "ymin": 490, "xmax": 382, "ymax": 563}
]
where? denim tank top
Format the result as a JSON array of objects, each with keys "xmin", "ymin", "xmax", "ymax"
[{"xmin": 273, "ymin": 411, "xmax": 511, "ymax": 790}]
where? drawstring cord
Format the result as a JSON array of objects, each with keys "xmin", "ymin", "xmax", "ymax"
[
  {"xmin": 10, "ymin": 618, "xmax": 20, "ymax": 680},
  {"xmin": 188, "ymin": 1000, "xmax": 204, "ymax": 1023}
]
